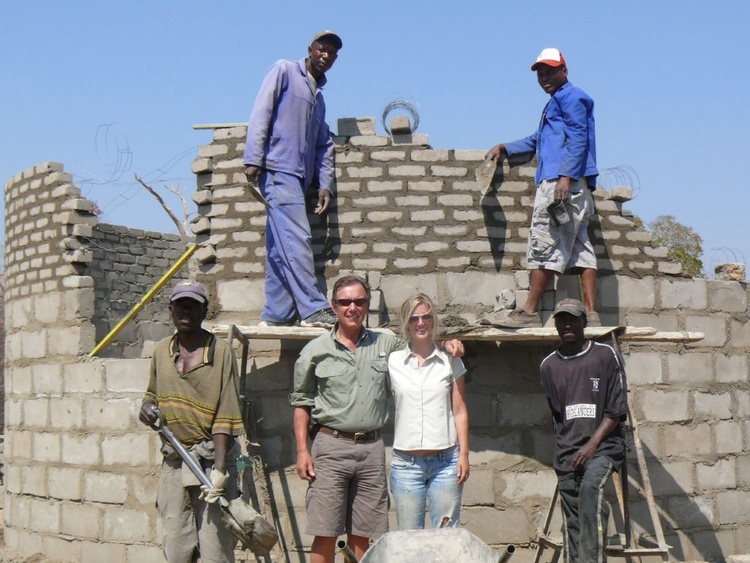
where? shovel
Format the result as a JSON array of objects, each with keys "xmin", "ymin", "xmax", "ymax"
[
  {"xmin": 149, "ymin": 405, "xmax": 278, "ymax": 556},
  {"xmin": 475, "ymin": 158, "xmax": 498, "ymax": 196}
]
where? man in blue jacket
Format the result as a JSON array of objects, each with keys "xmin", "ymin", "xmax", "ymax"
[
  {"xmin": 487, "ymin": 48, "xmax": 600, "ymax": 328},
  {"xmin": 244, "ymin": 31, "xmax": 342, "ymax": 328}
]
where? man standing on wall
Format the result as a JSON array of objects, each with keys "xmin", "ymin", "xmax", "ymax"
[
  {"xmin": 486, "ymin": 48, "xmax": 600, "ymax": 327},
  {"xmin": 139, "ymin": 280, "xmax": 245, "ymax": 563},
  {"xmin": 291, "ymin": 275, "xmax": 463, "ymax": 562},
  {"xmin": 243, "ymin": 31, "xmax": 342, "ymax": 329},
  {"xmin": 540, "ymin": 298, "xmax": 628, "ymax": 562}
]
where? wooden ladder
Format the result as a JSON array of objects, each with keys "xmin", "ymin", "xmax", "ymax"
[
  {"xmin": 226, "ymin": 326, "xmax": 287, "ymax": 563},
  {"xmin": 533, "ymin": 330, "xmax": 671, "ymax": 563}
]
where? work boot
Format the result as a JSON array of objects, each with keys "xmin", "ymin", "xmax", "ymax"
[
  {"xmin": 494, "ymin": 309, "xmax": 542, "ymax": 328},
  {"xmin": 585, "ymin": 311, "xmax": 601, "ymax": 327},
  {"xmin": 301, "ymin": 309, "xmax": 337, "ymax": 328}
]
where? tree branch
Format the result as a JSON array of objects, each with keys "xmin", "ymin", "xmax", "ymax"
[{"xmin": 134, "ymin": 174, "xmax": 188, "ymax": 237}]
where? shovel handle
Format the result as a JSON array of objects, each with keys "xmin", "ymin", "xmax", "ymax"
[{"xmin": 149, "ymin": 405, "xmax": 229, "ymax": 507}]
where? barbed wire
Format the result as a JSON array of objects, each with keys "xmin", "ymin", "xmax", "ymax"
[{"xmin": 381, "ymin": 95, "xmax": 420, "ymax": 135}]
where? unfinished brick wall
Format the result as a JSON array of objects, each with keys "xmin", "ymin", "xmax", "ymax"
[
  {"xmin": 2, "ymin": 124, "xmax": 749, "ymax": 562},
  {"xmin": 2, "ymin": 163, "xmax": 190, "ymax": 562}
]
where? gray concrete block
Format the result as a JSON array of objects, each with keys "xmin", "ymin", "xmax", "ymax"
[
  {"xmin": 658, "ymin": 279, "xmax": 708, "ymax": 311},
  {"xmin": 667, "ymin": 353, "xmax": 713, "ymax": 384},
  {"xmin": 709, "ymin": 280, "xmax": 748, "ymax": 312},
  {"xmin": 28, "ymin": 499, "xmax": 60, "ymax": 535},
  {"xmin": 667, "ymin": 494, "xmax": 716, "ymax": 529},
  {"xmin": 638, "ymin": 389, "xmax": 689, "ymax": 422},
  {"xmin": 445, "ymin": 272, "xmax": 515, "ymax": 307},
  {"xmin": 49, "ymin": 397, "xmax": 84, "ymax": 430},
  {"xmin": 685, "ymin": 315, "xmax": 728, "ymax": 347},
  {"xmin": 62, "ymin": 433, "xmax": 101, "ymax": 465},
  {"xmin": 33, "ymin": 432, "xmax": 61, "ymax": 463},
  {"xmin": 662, "ymin": 424, "xmax": 712, "ymax": 457},
  {"xmin": 101, "ymin": 434, "xmax": 152, "ymax": 467},
  {"xmin": 337, "ymin": 117, "xmax": 376, "ymax": 136},
  {"xmin": 81, "ymin": 540, "xmax": 127, "ymax": 563},
  {"xmin": 85, "ymin": 471, "xmax": 128, "ymax": 504},
  {"xmin": 715, "ymin": 420, "xmax": 743, "ymax": 454},
  {"xmin": 694, "ymin": 391, "xmax": 732, "ymax": 420},
  {"xmin": 85, "ymin": 398, "xmax": 134, "ymax": 430},
  {"xmin": 716, "ymin": 489, "xmax": 750, "ymax": 524},
  {"xmin": 624, "ymin": 352, "xmax": 663, "ymax": 385},
  {"xmin": 648, "ymin": 460, "xmax": 695, "ymax": 495},
  {"xmin": 48, "ymin": 467, "xmax": 83, "ymax": 501},
  {"xmin": 697, "ymin": 458, "xmax": 736, "ymax": 490},
  {"xmin": 217, "ymin": 278, "xmax": 265, "ymax": 313}
]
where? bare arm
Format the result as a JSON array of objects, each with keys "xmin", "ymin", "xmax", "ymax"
[
  {"xmin": 451, "ymin": 377, "xmax": 470, "ymax": 484},
  {"xmin": 573, "ymin": 416, "xmax": 620, "ymax": 469},
  {"xmin": 212, "ymin": 433, "xmax": 231, "ymax": 473},
  {"xmin": 293, "ymin": 406, "xmax": 316, "ymax": 480}
]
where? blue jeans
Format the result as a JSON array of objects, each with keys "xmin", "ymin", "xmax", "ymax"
[
  {"xmin": 260, "ymin": 169, "xmax": 329, "ymax": 323},
  {"xmin": 558, "ymin": 456, "xmax": 614, "ymax": 563},
  {"xmin": 390, "ymin": 445, "xmax": 463, "ymax": 530}
]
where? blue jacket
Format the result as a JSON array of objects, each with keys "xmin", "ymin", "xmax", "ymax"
[
  {"xmin": 243, "ymin": 58, "xmax": 335, "ymax": 192},
  {"xmin": 505, "ymin": 81, "xmax": 597, "ymax": 191}
]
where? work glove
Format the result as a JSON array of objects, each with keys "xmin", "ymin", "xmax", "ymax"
[{"xmin": 200, "ymin": 468, "xmax": 229, "ymax": 504}]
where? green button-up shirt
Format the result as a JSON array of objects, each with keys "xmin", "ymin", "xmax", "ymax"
[{"xmin": 290, "ymin": 327, "xmax": 406, "ymax": 433}]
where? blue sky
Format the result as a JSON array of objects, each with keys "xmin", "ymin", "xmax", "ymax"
[{"xmin": 2, "ymin": 1, "xmax": 748, "ymax": 275}]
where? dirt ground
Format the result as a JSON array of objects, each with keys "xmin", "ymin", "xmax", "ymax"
[{"xmin": 0, "ymin": 508, "xmax": 59, "ymax": 563}]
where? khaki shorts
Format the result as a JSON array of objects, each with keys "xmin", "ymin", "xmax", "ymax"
[
  {"xmin": 305, "ymin": 431, "xmax": 389, "ymax": 538},
  {"xmin": 527, "ymin": 178, "xmax": 598, "ymax": 273}
]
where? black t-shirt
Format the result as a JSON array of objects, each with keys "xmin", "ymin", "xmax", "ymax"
[{"xmin": 540, "ymin": 340, "xmax": 628, "ymax": 478}]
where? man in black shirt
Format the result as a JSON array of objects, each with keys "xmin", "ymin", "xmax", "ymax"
[{"xmin": 540, "ymin": 298, "xmax": 628, "ymax": 562}]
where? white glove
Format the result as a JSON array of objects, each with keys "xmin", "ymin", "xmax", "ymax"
[{"xmin": 200, "ymin": 469, "xmax": 229, "ymax": 504}]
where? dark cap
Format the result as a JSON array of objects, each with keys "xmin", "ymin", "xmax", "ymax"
[
  {"xmin": 311, "ymin": 30, "xmax": 342, "ymax": 50},
  {"xmin": 170, "ymin": 280, "xmax": 208, "ymax": 304},
  {"xmin": 552, "ymin": 298, "xmax": 586, "ymax": 318}
]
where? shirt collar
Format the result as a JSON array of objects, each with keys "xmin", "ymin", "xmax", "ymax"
[
  {"xmin": 168, "ymin": 332, "xmax": 216, "ymax": 365},
  {"xmin": 404, "ymin": 344, "xmax": 444, "ymax": 364},
  {"xmin": 297, "ymin": 58, "xmax": 327, "ymax": 89}
]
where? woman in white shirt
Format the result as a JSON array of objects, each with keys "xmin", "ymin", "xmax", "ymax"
[{"xmin": 388, "ymin": 293, "xmax": 470, "ymax": 529}]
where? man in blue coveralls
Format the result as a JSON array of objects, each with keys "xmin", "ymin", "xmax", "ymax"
[{"xmin": 244, "ymin": 31, "xmax": 342, "ymax": 328}]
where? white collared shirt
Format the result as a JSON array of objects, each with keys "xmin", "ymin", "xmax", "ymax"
[{"xmin": 388, "ymin": 345, "xmax": 466, "ymax": 451}]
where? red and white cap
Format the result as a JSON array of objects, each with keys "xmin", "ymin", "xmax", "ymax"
[{"xmin": 531, "ymin": 48, "xmax": 567, "ymax": 71}]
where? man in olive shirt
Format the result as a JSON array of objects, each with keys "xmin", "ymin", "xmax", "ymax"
[
  {"xmin": 291, "ymin": 275, "xmax": 462, "ymax": 563},
  {"xmin": 140, "ymin": 280, "xmax": 245, "ymax": 563}
]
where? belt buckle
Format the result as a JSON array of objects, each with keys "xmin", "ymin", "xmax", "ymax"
[{"xmin": 353, "ymin": 431, "xmax": 366, "ymax": 442}]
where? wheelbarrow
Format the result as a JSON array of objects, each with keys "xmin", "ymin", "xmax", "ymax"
[
  {"xmin": 149, "ymin": 405, "xmax": 278, "ymax": 556},
  {"xmin": 356, "ymin": 528, "xmax": 515, "ymax": 563}
]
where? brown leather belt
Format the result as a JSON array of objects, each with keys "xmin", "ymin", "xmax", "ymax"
[{"xmin": 318, "ymin": 426, "xmax": 381, "ymax": 443}]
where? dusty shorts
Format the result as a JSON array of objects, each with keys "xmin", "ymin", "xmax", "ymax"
[
  {"xmin": 305, "ymin": 431, "xmax": 389, "ymax": 538},
  {"xmin": 527, "ymin": 178, "xmax": 598, "ymax": 274}
]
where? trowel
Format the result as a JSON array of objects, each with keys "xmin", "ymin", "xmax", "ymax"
[{"xmin": 475, "ymin": 158, "xmax": 498, "ymax": 196}]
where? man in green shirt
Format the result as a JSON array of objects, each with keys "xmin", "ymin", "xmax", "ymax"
[
  {"xmin": 140, "ymin": 280, "xmax": 245, "ymax": 563},
  {"xmin": 291, "ymin": 275, "xmax": 463, "ymax": 563}
]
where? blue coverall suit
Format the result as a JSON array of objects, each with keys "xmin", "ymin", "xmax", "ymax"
[{"xmin": 244, "ymin": 58, "xmax": 334, "ymax": 323}]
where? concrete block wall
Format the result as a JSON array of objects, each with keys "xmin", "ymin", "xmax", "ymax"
[
  {"xmin": 189, "ymin": 120, "xmax": 682, "ymax": 329},
  {"xmin": 3, "ymin": 122, "xmax": 749, "ymax": 562},
  {"xmin": 3, "ymin": 164, "xmax": 187, "ymax": 561},
  {"xmin": 87, "ymin": 224, "xmax": 191, "ymax": 358}
]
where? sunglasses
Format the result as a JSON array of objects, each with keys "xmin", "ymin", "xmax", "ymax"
[
  {"xmin": 408, "ymin": 313, "xmax": 434, "ymax": 324},
  {"xmin": 335, "ymin": 298, "xmax": 368, "ymax": 307}
]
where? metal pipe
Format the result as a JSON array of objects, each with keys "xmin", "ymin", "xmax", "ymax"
[
  {"xmin": 497, "ymin": 544, "xmax": 516, "ymax": 563},
  {"xmin": 336, "ymin": 539, "xmax": 358, "ymax": 563}
]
